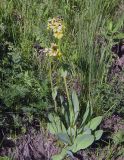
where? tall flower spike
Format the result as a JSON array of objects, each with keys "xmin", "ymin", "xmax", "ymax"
[{"xmin": 47, "ymin": 17, "xmax": 65, "ymax": 39}]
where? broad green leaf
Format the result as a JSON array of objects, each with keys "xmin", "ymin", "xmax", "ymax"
[
  {"xmin": 82, "ymin": 128, "xmax": 91, "ymax": 135},
  {"xmin": 61, "ymin": 122, "xmax": 67, "ymax": 133},
  {"xmin": 48, "ymin": 114, "xmax": 58, "ymax": 134},
  {"xmin": 95, "ymin": 130, "xmax": 103, "ymax": 140},
  {"xmin": 52, "ymin": 148, "xmax": 67, "ymax": 160},
  {"xmin": 48, "ymin": 113, "xmax": 68, "ymax": 136},
  {"xmin": 48, "ymin": 114, "xmax": 61, "ymax": 133},
  {"xmin": 86, "ymin": 116, "xmax": 102, "ymax": 131},
  {"xmin": 72, "ymin": 90, "xmax": 79, "ymax": 123},
  {"xmin": 57, "ymin": 133, "xmax": 71, "ymax": 144},
  {"xmin": 72, "ymin": 134, "xmax": 94, "ymax": 152},
  {"xmin": 56, "ymin": 120, "xmax": 64, "ymax": 133},
  {"xmin": 47, "ymin": 123, "xmax": 56, "ymax": 134}
]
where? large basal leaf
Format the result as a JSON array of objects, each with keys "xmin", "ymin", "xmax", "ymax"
[
  {"xmin": 52, "ymin": 148, "xmax": 67, "ymax": 160},
  {"xmin": 47, "ymin": 114, "xmax": 57, "ymax": 134},
  {"xmin": 48, "ymin": 113, "xmax": 68, "ymax": 137},
  {"xmin": 72, "ymin": 134, "xmax": 94, "ymax": 152},
  {"xmin": 47, "ymin": 123, "xmax": 56, "ymax": 135},
  {"xmin": 86, "ymin": 116, "xmax": 102, "ymax": 131},
  {"xmin": 72, "ymin": 90, "xmax": 79, "ymax": 123},
  {"xmin": 82, "ymin": 128, "xmax": 91, "ymax": 135},
  {"xmin": 48, "ymin": 114, "xmax": 61, "ymax": 134},
  {"xmin": 57, "ymin": 133, "xmax": 71, "ymax": 144},
  {"xmin": 94, "ymin": 130, "xmax": 103, "ymax": 140},
  {"xmin": 61, "ymin": 121, "xmax": 67, "ymax": 133}
]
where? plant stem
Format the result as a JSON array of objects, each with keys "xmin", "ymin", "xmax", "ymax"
[{"xmin": 49, "ymin": 59, "xmax": 57, "ymax": 112}]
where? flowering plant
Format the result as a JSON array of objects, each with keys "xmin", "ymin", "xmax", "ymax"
[
  {"xmin": 44, "ymin": 43, "xmax": 62, "ymax": 57},
  {"xmin": 47, "ymin": 17, "xmax": 65, "ymax": 39}
]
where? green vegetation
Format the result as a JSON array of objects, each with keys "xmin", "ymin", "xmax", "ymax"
[
  {"xmin": 48, "ymin": 89, "xmax": 103, "ymax": 159},
  {"xmin": 0, "ymin": 0, "xmax": 124, "ymax": 159}
]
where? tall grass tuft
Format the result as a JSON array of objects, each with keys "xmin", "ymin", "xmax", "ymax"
[{"xmin": 71, "ymin": 0, "xmax": 124, "ymax": 114}]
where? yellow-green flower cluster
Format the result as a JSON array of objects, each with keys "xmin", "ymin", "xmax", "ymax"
[
  {"xmin": 47, "ymin": 17, "xmax": 65, "ymax": 39},
  {"xmin": 44, "ymin": 43, "xmax": 62, "ymax": 57}
]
